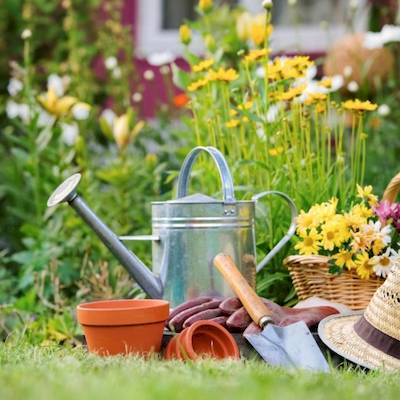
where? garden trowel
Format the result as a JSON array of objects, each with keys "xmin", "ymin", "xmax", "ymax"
[{"xmin": 213, "ymin": 254, "xmax": 329, "ymax": 372}]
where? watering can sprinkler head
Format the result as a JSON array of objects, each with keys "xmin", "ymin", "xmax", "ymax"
[
  {"xmin": 47, "ymin": 173, "xmax": 164, "ymax": 299},
  {"xmin": 47, "ymin": 173, "xmax": 82, "ymax": 207}
]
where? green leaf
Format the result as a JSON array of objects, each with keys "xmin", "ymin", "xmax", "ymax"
[{"xmin": 171, "ymin": 63, "xmax": 191, "ymax": 90}]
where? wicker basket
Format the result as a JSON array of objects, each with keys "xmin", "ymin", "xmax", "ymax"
[{"xmin": 284, "ymin": 173, "xmax": 400, "ymax": 310}]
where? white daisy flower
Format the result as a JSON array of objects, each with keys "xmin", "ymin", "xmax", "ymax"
[
  {"xmin": 370, "ymin": 220, "xmax": 391, "ymax": 246},
  {"xmin": 371, "ymin": 248, "xmax": 394, "ymax": 278}
]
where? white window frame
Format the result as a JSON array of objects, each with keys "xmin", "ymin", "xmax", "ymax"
[{"xmin": 136, "ymin": 0, "xmax": 369, "ymax": 57}]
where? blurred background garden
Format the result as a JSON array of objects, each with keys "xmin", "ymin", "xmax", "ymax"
[{"xmin": 1, "ymin": 0, "xmax": 400, "ymax": 344}]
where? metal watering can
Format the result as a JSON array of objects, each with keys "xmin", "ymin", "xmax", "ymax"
[{"xmin": 47, "ymin": 146, "xmax": 297, "ymax": 307}]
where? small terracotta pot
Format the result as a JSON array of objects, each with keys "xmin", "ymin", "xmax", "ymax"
[
  {"xmin": 164, "ymin": 320, "xmax": 240, "ymax": 360},
  {"xmin": 77, "ymin": 299, "xmax": 169, "ymax": 356}
]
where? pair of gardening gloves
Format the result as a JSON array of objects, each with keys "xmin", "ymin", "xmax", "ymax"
[{"xmin": 166, "ymin": 296, "xmax": 345, "ymax": 334}]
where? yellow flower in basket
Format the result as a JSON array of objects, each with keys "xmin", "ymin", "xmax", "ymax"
[
  {"xmin": 295, "ymin": 229, "xmax": 321, "ymax": 255},
  {"xmin": 332, "ymin": 250, "xmax": 355, "ymax": 270},
  {"xmin": 320, "ymin": 220, "xmax": 347, "ymax": 251},
  {"xmin": 354, "ymin": 252, "xmax": 374, "ymax": 279},
  {"xmin": 296, "ymin": 210, "xmax": 317, "ymax": 234}
]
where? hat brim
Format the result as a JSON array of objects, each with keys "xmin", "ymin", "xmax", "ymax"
[{"xmin": 318, "ymin": 313, "xmax": 400, "ymax": 371}]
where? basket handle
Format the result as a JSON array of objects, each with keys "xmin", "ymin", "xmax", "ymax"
[{"xmin": 382, "ymin": 172, "xmax": 400, "ymax": 204}]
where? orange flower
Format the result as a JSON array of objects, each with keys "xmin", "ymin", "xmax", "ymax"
[{"xmin": 173, "ymin": 93, "xmax": 189, "ymax": 108}]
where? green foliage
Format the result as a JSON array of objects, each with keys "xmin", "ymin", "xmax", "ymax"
[{"xmin": 0, "ymin": 0, "xmax": 189, "ymax": 325}]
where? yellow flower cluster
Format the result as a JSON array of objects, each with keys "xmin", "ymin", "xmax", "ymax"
[
  {"xmin": 304, "ymin": 92, "xmax": 327, "ymax": 106},
  {"xmin": 294, "ymin": 186, "xmax": 392, "ymax": 279},
  {"xmin": 207, "ymin": 67, "xmax": 239, "ymax": 82},
  {"xmin": 187, "ymin": 66, "xmax": 238, "ymax": 92},
  {"xmin": 192, "ymin": 58, "xmax": 214, "ymax": 73},
  {"xmin": 342, "ymin": 99, "xmax": 378, "ymax": 112},
  {"xmin": 267, "ymin": 56, "xmax": 314, "ymax": 81},
  {"xmin": 274, "ymin": 84, "xmax": 306, "ymax": 101},
  {"xmin": 188, "ymin": 78, "xmax": 209, "ymax": 92},
  {"xmin": 243, "ymin": 48, "xmax": 270, "ymax": 64}
]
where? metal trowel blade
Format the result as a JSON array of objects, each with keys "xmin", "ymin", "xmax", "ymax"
[{"xmin": 244, "ymin": 320, "xmax": 330, "ymax": 372}]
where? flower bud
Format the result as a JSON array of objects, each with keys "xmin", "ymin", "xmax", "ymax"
[
  {"xmin": 199, "ymin": 0, "xmax": 213, "ymax": 13},
  {"xmin": 113, "ymin": 114, "xmax": 130, "ymax": 150},
  {"xmin": 262, "ymin": 0, "xmax": 273, "ymax": 9},
  {"xmin": 179, "ymin": 24, "xmax": 192, "ymax": 46}
]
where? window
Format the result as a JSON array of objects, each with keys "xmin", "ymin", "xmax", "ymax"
[
  {"xmin": 161, "ymin": 0, "xmax": 197, "ymax": 30},
  {"xmin": 136, "ymin": 0, "xmax": 369, "ymax": 56}
]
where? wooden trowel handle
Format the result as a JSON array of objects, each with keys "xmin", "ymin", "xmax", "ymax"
[{"xmin": 213, "ymin": 253, "xmax": 273, "ymax": 327}]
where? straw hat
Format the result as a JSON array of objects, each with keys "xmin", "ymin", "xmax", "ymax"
[{"xmin": 318, "ymin": 264, "xmax": 400, "ymax": 370}]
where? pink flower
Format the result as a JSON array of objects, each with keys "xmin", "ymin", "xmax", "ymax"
[{"xmin": 374, "ymin": 201, "xmax": 400, "ymax": 232}]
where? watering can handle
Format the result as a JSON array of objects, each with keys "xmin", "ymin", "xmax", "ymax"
[
  {"xmin": 252, "ymin": 191, "xmax": 298, "ymax": 273},
  {"xmin": 176, "ymin": 146, "xmax": 236, "ymax": 203}
]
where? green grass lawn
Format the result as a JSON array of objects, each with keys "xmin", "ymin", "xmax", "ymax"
[{"xmin": 1, "ymin": 344, "xmax": 400, "ymax": 400}]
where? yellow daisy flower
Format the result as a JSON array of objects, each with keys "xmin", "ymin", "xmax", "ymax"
[
  {"xmin": 332, "ymin": 250, "xmax": 355, "ymax": 270},
  {"xmin": 309, "ymin": 198, "xmax": 338, "ymax": 222},
  {"xmin": 354, "ymin": 252, "xmax": 374, "ymax": 279},
  {"xmin": 356, "ymin": 184, "xmax": 378, "ymax": 206},
  {"xmin": 344, "ymin": 211, "xmax": 367, "ymax": 230},
  {"xmin": 296, "ymin": 210, "xmax": 317, "ymax": 233},
  {"xmin": 188, "ymin": 78, "xmax": 209, "ymax": 92},
  {"xmin": 342, "ymin": 99, "xmax": 378, "ymax": 112},
  {"xmin": 351, "ymin": 203, "xmax": 373, "ymax": 219},
  {"xmin": 320, "ymin": 221, "xmax": 346, "ymax": 251},
  {"xmin": 294, "ymin": 229, "xmax": 321, "ymax": 255},
  {"xmin": 304, "ymin": 92, "xmax": 327, "ymax": 106},
  {"xmin": 192, "ymin": 58, "xmax": 214, "ymax": 73},
  {"xmin": 277, "ymin": 84, "xmax": 306, "ymax": 101},
  {"xmin": 207, "ymin": 67, "xmax": 239, "ymax": 82},
  {"xmin": 243, "ymin": 48, "xmax": 270, "ymax": 64}
]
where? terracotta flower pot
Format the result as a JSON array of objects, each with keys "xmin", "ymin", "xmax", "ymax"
[
  {"xmin": 164, "ymin": 320, "xmax": 240, "ymax": 360},
  {"xmin": 77, "ymin": 299, "xmax": 169, "ymax": 356}
]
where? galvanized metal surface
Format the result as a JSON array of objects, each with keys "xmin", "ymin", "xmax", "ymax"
[{"xmin": 152, "ymin": 199, "xmax": 257, "ymax": 306}]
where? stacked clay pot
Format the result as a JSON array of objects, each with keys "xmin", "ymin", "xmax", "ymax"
[{"xmin": 164, "ymin": 320, "xmax": 240, "ymax": 360}]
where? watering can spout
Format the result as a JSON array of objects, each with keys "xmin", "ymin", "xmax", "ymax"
[{"xmin": 47, "ymin": 174, "xmax": 163, "ymax": 299}]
